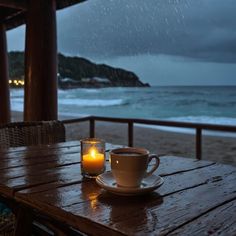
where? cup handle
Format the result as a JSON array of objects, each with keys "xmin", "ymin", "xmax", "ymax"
[{"xmin": 145, "ymin": 154, "xmax": 160, "ymax": 177}]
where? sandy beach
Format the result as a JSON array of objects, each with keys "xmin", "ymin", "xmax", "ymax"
[{"xmin": 12, "ymin": 111, "xmax": 236, "ymax": 166}]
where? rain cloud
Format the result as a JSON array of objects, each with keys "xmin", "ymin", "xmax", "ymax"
[{"xmin": 56, "ymin": 0, "xmax": 236, "ymax": 63}]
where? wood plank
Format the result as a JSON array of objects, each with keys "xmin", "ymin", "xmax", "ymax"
[
  {"xmin": 0, "ymin": 160, "xmax": 78, "ymax": 180},
  {"xmin": 0, "ymin": 142, "xmax": 121, "ymax": 162},
  {"xmin": 0, "ymin": 143, "xmax": 120, "ymax": 171},
  {"xmin": 16, "ymin": 164, "xmax": 236, "ymax": 236},
  {"xmin": 0, "ymin": 151, "xmax": 118, "ymax": 180},
  {"xmin": 0, "ymin": 140, "xmax": 121, "ymax": 153},
  {"xmin": 0, "ymin": 163, "xmax": 84, "ymax": 197},
  {"xmin": 158, "ymin": 156, "xmax": 215, "ymax": 176},
  {"xmin": 169, "ymin": 199, "xmax": 236, "ymax": 236},
  {"xmin": 0, "ymin": 145, "xmax": 80, "ymax": 162},
  {"xmin": 0, "ymin": 140, "xmax": 79, "ymax": 153},
  {"xmin": 0, "ymin": 152, "xmax": 80, "ymax": 172}
]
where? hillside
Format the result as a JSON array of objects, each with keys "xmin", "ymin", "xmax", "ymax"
[{"xmin": 8, "ymin": 52, "xmax": 149, "ymax": 88}]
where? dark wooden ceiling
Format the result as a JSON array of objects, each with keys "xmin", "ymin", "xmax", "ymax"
[{"xmin": 0, "ymin": 0, "xmax": 86, "ymax": 30}]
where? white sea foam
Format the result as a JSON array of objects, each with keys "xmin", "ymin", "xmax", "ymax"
[
  {"xmin": 10, "ymin": 98, "xmax": 23, "ymax": 112},
  {"xmin": 58, "ymin": 112, "xmax": 90, "ymax": 119},
  {"xmin": 10, "ymin": 89, "xmax": 24, "ymax": 97},
  {"xmin": 59, "ymin": 98, "xmax": 126, "ymax": 107},
  {"xmin": 136, "ymin": 116, "xmax": 236, "ymax": 137},
  {"xmin": 58, "ymin": 88, "xmax": 99, "ymax": 94},
  {"xmin": 166, "ymin": 116, "xmax": 236, "ymax": 126}
]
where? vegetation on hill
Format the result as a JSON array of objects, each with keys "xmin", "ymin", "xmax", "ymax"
[
  {"xmin": 8, "ymin": 52, "xmax": 24, "ymax": 79},
  {"xmin": 8, "ymin": 51, "xmax": 149, "ymax": 88}
]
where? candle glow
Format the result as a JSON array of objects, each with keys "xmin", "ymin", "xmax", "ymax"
[{"xmin": 82, "ymin": 147, "xmax": 105, "ymax": 174}]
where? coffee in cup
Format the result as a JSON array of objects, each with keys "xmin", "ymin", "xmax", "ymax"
[{"xmin": 110, "ymin": 147, "xmax": 160, "ymax": 188}]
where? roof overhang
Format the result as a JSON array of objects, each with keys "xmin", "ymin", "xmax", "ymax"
[{"xmin": 0, "ymin": 0, "xmax": 86, "ymax": 30}]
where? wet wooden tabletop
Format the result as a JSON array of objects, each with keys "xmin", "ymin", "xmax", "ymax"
[{"xmin": 0, "ymin": 141, "xmax": 236, "ymax": 235}]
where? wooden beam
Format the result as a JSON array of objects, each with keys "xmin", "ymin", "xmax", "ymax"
[
  {"xmin": 3, "ymin": 11, "xmax": 26, "ymax": 31},
  {"xmin": 0, "ymin": 0, "xmax": 27, "ymax": 10},
  {"xmin": 24, "ymin": 0, "xmax": 58, "ymax": 121},
  {"xmin": 0, "ymin": 23, "xmax": 10, "ymax": 124},
  {"xmin": 1, "ymin": 1, "xmax": 87, "ymax": 31},
  {"xmin": 56, "ymin": 0, "xmax": 87, "ymax": 10},
  {"xmin": 0, "ymin": 0, "xmax": 87, "ymax": 11}
]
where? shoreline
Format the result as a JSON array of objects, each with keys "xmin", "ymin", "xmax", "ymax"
[{"xmin": 11, "ymin": 110, "xmax": 236, "ymax": 166}]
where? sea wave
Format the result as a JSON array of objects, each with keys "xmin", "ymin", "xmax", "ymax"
[
  {"xmin": 58, "ymin": 88, "xmax": 99, "ymax": 94},
  {"xmin": 166, "ymin": 116, "xmax": 236, "ymax": 126},
  {"xmin": 176, "ymin": 99, "xmax": 207, "ymax": 106},
  {"xmin": 208, "ymin": 101, "xmax": 236, "ymax": 107},
  {"xmin": 59, "ymin": 98, "xmax": 128, "ymax": 107},
  {"xmin": 10, "ymin": 88, "xmax": 24, "ymax": 97},
  {"xmin": 136, "ymin": 116, "xmax": 236, "ymax": 137},
  {"xmin": 11, "ymin": 98, "xmax": 23, "ymax": 111}
]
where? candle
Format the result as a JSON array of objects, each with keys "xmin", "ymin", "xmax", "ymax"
[
  {"xmin": 81, "ymin": 138, "xmax": 106, "ymax": 178},
  {"xmin": 82, "ymin": 147, "xmax": 105, "ymax": 174}
]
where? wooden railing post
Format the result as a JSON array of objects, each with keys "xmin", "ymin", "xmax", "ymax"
[
  {"xmin": 128, "ymin": 122, "xmax": 134, "ymax": 147},
  {"xmin": 90, "ymin": 118, "xmax": 95, "ymax": 138},
  {"xmin": 196, "ymin": 128, "xmax": 202, "ymax": 160}
]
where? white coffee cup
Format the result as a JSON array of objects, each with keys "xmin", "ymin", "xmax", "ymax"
[{"xmin": 110, "ymin": 147, "xmax": 160, "ymax": 188}]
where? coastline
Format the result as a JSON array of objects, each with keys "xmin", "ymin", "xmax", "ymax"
[{"xmin": 11, "ymin": 110, "xmax": 236, "ymax": 166}]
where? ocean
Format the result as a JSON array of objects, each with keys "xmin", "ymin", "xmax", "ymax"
[{"xmin": 10, "ymin": 86, "xmax": 236, "ymax": 136}]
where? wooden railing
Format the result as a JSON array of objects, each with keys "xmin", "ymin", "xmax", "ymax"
[{"xmin": 62, "ymin": 116, "xmax": 236, "ymax": 160}]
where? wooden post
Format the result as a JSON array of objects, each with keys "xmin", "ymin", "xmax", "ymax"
[
  {"xmin": 0, "ymin": 23, "xmax": 10, "ymax": 124},
  {"xmin": 128, "ymin": 121, "xmax": 133, "ymax": 147},
  {"xmin": 196, "ymin": 128, "xmax": 202, "ymax": 160},
  {"xmin": 24, "ymin": 0, "xmax": 58, "ymax": 121},
  {"xmin": 90, "ymin": 118, "xmax": 95, "ymax": 138}
]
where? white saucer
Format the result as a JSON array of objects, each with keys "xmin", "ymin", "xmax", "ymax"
[{"xmin": 96, "ymin": 172, "xmax": 164, "ymax": 196}]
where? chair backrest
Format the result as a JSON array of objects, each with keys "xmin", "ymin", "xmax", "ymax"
[{"xmin": 0, "ymin": 120, "xmax": 65, "ymax": 148}]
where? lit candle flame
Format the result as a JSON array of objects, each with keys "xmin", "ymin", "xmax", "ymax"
[{"xmin": 90, "ymin": 148, "xmax": 97, "ymax": 159}]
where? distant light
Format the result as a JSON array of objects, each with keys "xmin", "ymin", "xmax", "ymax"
[{"xmin": 9, "ymin": 79, "xmax": 24, "ymax": 86}]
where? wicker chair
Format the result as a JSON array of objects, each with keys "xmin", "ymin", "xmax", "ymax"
[
  {"xmin": 0, "ymin": 120, "xmax": 66, "ymax": 235},
  {"xmin": 0, "ymin": 120, "xmax": 65, "ymax": 148}
]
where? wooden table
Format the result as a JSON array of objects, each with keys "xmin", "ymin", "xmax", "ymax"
[{"xmin": 0, "ymin": 141, "xmax": 236, "ymax": 235}]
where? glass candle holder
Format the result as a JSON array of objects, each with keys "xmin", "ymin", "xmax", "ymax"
[{"xmin": 80, "ymin": 138, "xmax": 106, "ymax": 178}]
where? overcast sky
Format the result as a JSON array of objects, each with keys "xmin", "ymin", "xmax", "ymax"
[{"xmin": 7, "ymin": 0, "xmax": 236, "ymax": 85}]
